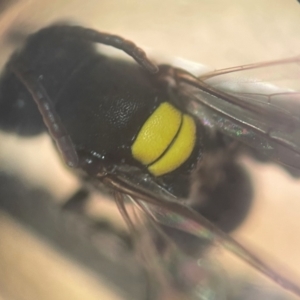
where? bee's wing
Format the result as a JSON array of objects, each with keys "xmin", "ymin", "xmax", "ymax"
[
  {"xmin": 104, "ymin": 172, "xmax": 300, "ymax": 298},
  {"xmin": 176, "ymin": 56, "xmax": 300, "ymax": 170},
  {"xmin": 114, "ymin": 191, "xmax": 226, "ymax": 300}
]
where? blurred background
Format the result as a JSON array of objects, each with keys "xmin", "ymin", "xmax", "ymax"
[{"xmin": 0, "ymin": 0, "xmax": 300, "ymax": 299}]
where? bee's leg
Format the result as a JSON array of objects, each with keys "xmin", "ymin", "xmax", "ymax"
[
  {"xmin": 61, "ymin": 187, "xmax": 90, "ymax": 214},
  {"xmin": 11, "ymin": 65, "xmax": 79, "ymax": 168},
  {"xmin": 50, "ymin": 26, "xmax": 158, "ymax": 74},
  {"xmin": 62, "ymin": 188, "xmax": 134, "ymax": 261}
]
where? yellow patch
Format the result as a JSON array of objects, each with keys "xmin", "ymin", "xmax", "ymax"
[
  {"xmin": 131, "ymin": 102, "xmax": 181, "ymax": 165},
  {"xmin": 149, "ymin": 115, "xmax": 196, "ymax": 176},
  {"xmin": 131, "ymin": 102, "xmax": 196, "ymax": 176}
]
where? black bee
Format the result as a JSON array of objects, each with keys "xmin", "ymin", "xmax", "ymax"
[{"xmin": 0, "ymin": 24, "xmax": 300, "ymax": 298}]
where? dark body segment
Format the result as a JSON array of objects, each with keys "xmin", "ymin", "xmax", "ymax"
[
  {"xmin": 0, "ymin": 25, "xmax": 202, "ymax": 198},
  {"xmin": 56, "ymin": 58, "xmax": 164, "ymax": 163}
]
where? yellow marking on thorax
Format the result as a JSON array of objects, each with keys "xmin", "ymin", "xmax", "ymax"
[
  {"xmin": 131, "ymin": 102, "xmax": 181, "ymax": 165},
  {"xmin": 131, "ymin": 102, "xmax": 196, "ymax": 176},
  {"xmin": 148, "ymin": 114, "xmax": 196, "ymax": 176}
]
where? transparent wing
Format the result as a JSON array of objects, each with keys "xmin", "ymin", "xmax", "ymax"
[
  {"xmin": 114, "ymin": 191, "xmax": 227, "ymax": 300},
  {"xmin": 175, "ymin": 56, "xmax": 300, "ymax": 170},
  {"xmin": 103, "ymin": 171, "xmax": 300, "ymax": 298}
]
